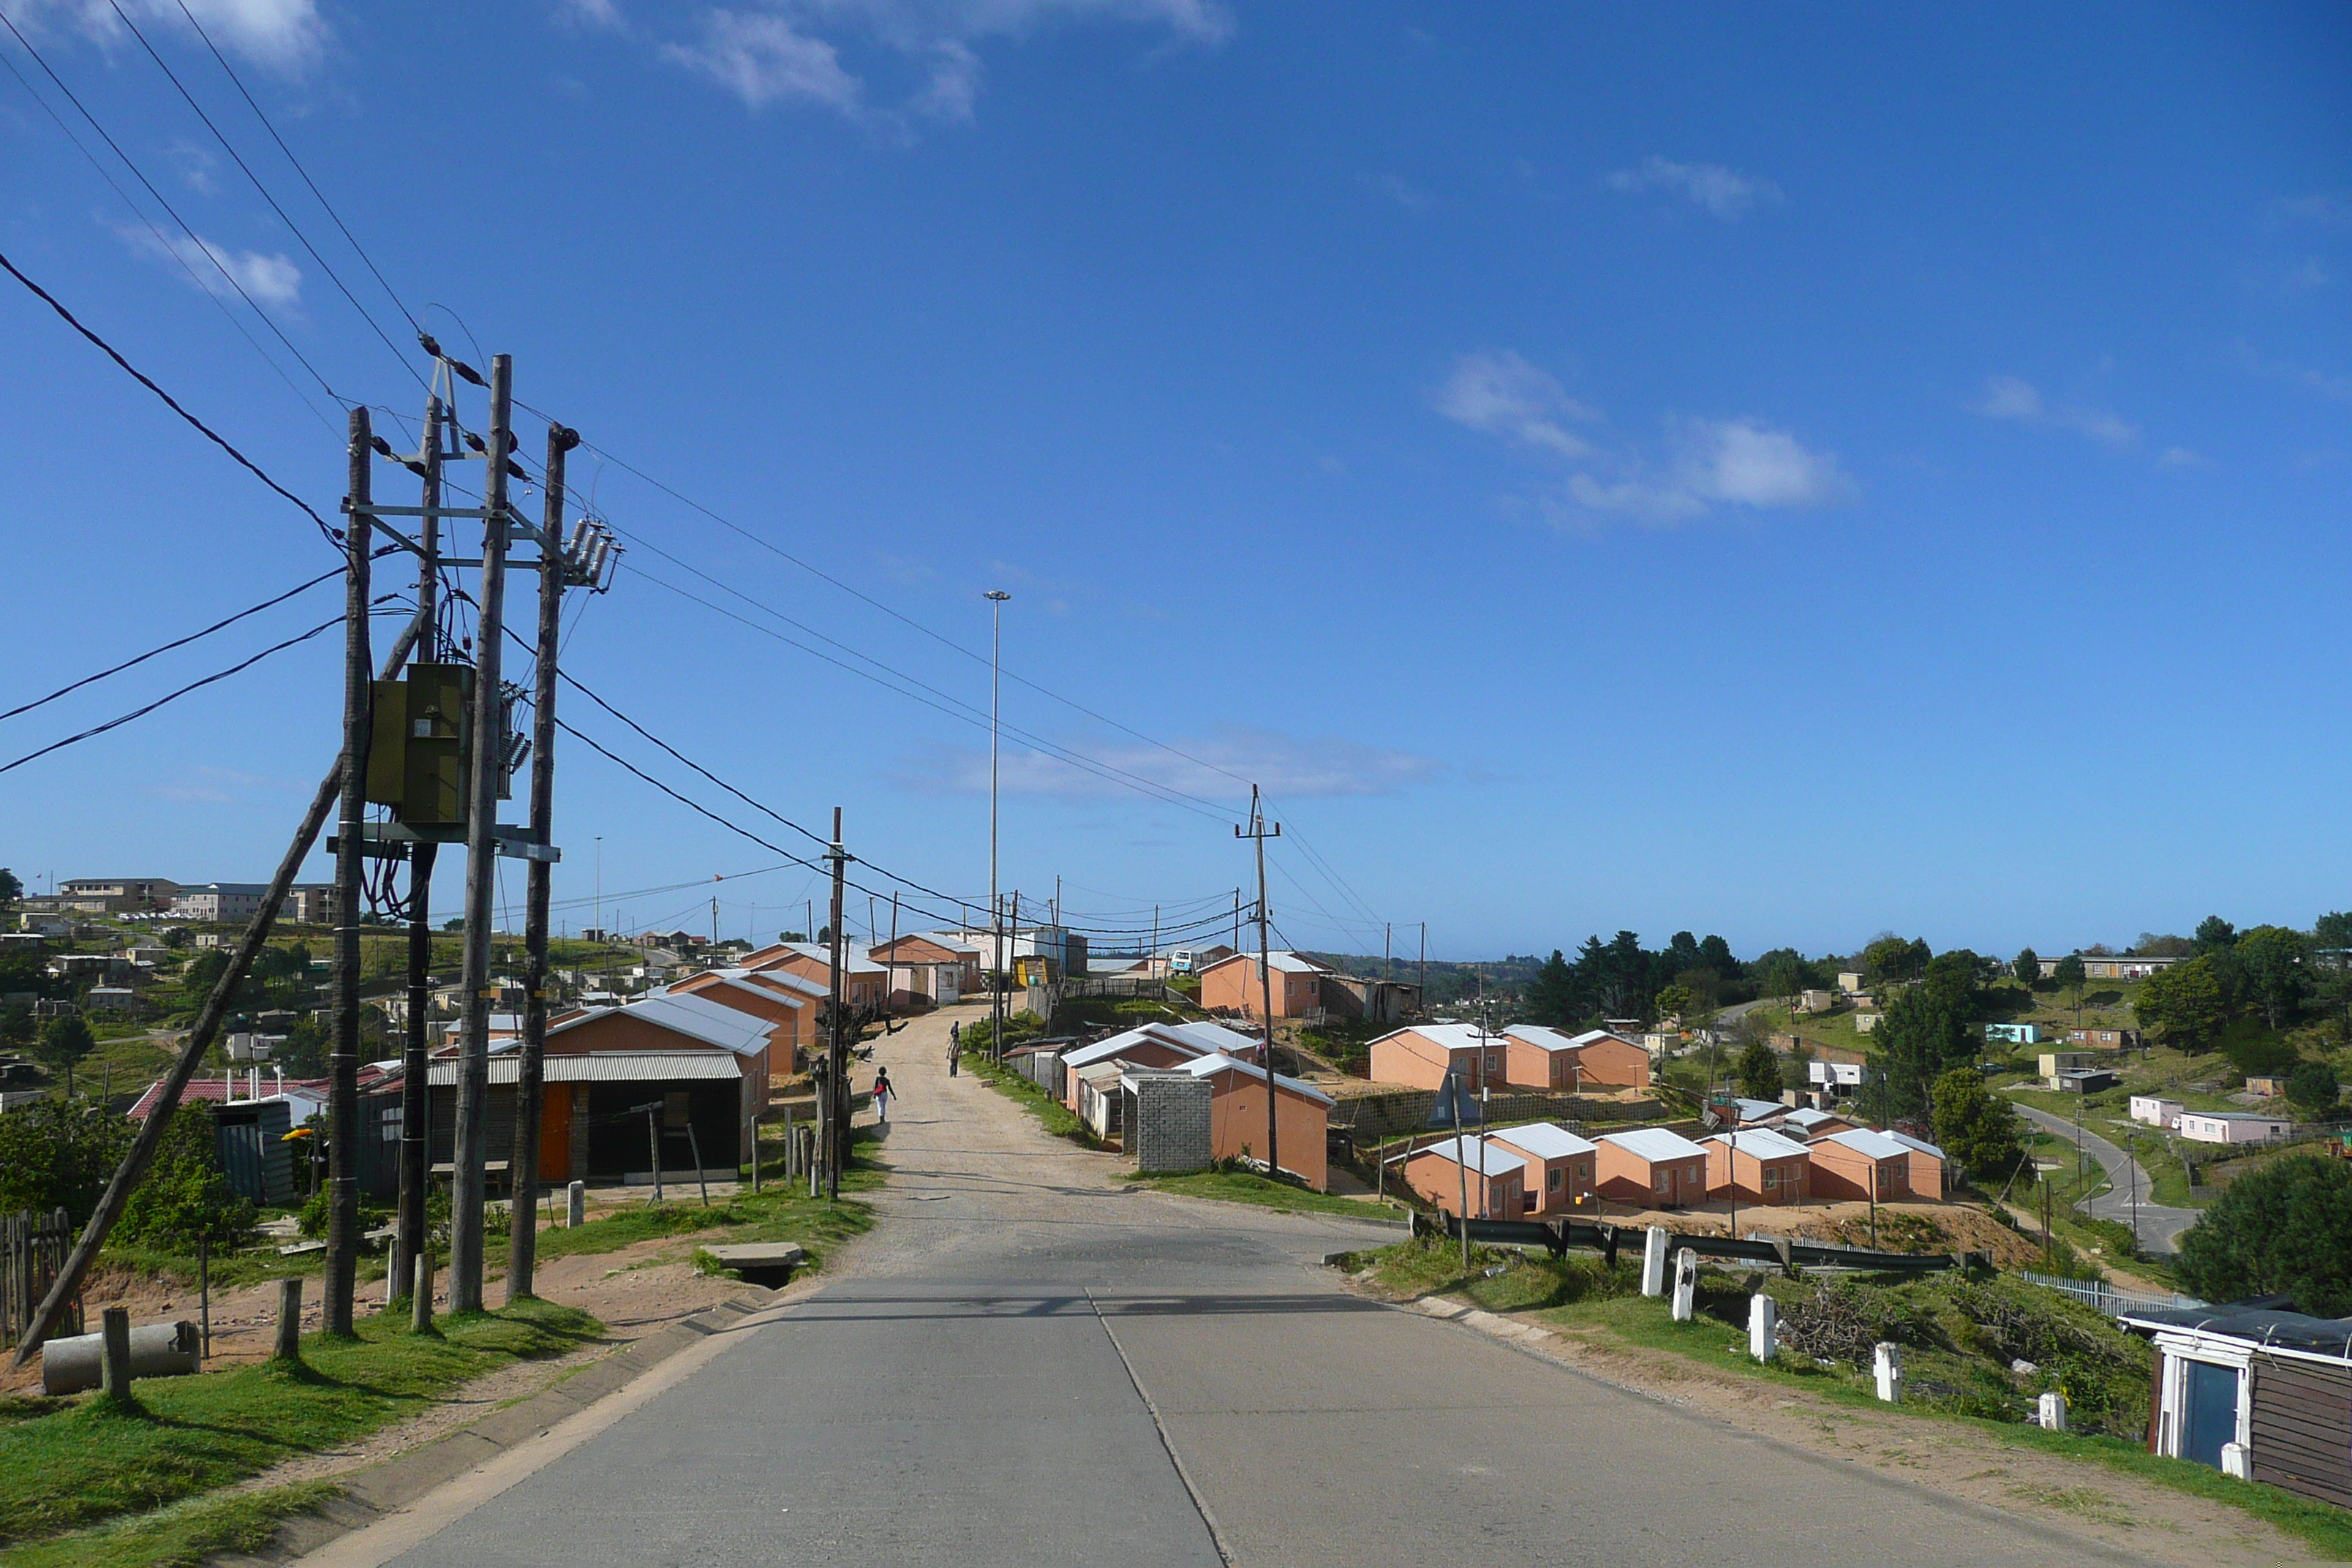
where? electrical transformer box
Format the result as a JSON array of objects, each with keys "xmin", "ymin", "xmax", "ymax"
[{"xmin": 365, "ymin": 663, "xmax": 474, "ymax": 838}]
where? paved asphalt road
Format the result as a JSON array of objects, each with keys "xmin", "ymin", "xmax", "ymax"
[
  {"xmin": 2012, "ymin": 1099, "xmax": 2202, "ymax": 1256},
  {"xmin": 366, "ymin": 1010, "xmax": 2152, "ymax": 1568}
]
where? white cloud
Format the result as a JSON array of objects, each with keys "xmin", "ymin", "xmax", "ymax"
[
  {"xmin": 661, "ymin": 11, "xmax": 862, "ymax": 112},
  {"xmin": 657, "ymin": 0, "xmax": 1229, "ymax": 121},
  {"xmin": 15, "ymin": 0, "xmax": 323, "ymax": 72},
  {"xmin": 555, "ymin": 0, "xmax": 627, "ymax": 30},
  {"xmin": 1606, "ymin": 156, "xmax": 1782, "ymax": 220},
  {"xmin": 2158, "ymin": 447, "xmax": 2207, "ymax": 468},
  {"xmin": 1970, "ymin": 374, "xmax": 2140, "ymax": 451},
  {"xmin": 1441, "ymin": 350, "xmax": 1850, "ymax": 526},
  {"xmin": 118, "ymin": 226, "xmax": 302, "ymax": 310},
  {"xmin": 2231, "ymin": 340, "xmax": 2352, "ymax": 403},
  {"xmin": 900, "ymin": 725, "xmax": 1442, "ymax": 801},
  {"xmin": 1361, "ymin": 171, "xmax": 1433, "ymax": 214},
  {"xmin": 1433, "ymin": 350, "xmax": 1599, "ymax": 461}
]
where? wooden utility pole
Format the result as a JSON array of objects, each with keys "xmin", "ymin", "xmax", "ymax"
[
  {"xmin": 324, "ymin": 406, "xmax": 373, "ymax": 1336},
  {"xmin": 508, "ymin": 419, "xmax": 576, "ymax": 1301},
  {"xmin": 393, "ymin": 396, "xmax": 443, "ymax": 1305},
  {"xmin": 450, "ymin": 354, "xmax": 514, "ymax": 1314},
  {"xmin": 1236, "ymin": 786, "xmax": 1281, "ymax": 1183},
  {"xmin": 825, "ymin": 808, "xmax": 850, "ymax": 1199}
]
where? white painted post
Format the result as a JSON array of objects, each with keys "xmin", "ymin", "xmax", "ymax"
[
  {"xmin": 1670, "ymin": 1248, "xmax": 1698, "ymax": 1322},
  {"xmin": 2038, "ymin": 1391, "xmax": 2068, "ymax": 1431},
  {"xmin": 2222, "ymin": 1441, "xmax": 2250, "ymax": 1480},
  {"xmin": 1641, "ymin": 1225, "xmax": 1670, "ymax": 1297},
  {"xmin": 1748, "ymin": 1292, "xmax": 1776, "ymax": 1362},
  {"xmin": 1874, "ymin": 1341, "xmax": 1904, "ymax": 1403},
  {"xmin": 566, "ymin": 1180, "xmax": 586, "ymax": 1228}
]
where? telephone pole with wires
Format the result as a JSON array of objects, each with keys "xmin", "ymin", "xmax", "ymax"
[
  {"xmin": 324, "ymin": 406, "xmax": 372, "ymax": 1335},
  {"xmin": 1236, "ymin": 786, "xmax": 1281, "ymax": 1184},
  {"xmin": 825, "ymin": 809, "xmax": 852, "ymax": 1199},
  {"xmin": 392, "ymin": 396, "xmax": 442, "ymax": 1310}
]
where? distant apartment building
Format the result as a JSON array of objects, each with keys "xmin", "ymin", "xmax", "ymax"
[
  {"xmin": 2038, "ymin": 954, "xmax": 2181, "ymax": 981},
  {"xmin": 57, "ymin": 878, "xmax": 182, "ymax": 913},
  {"xmin": 168, "ymin": 883, "xmax": 271, "ymax": 924}
]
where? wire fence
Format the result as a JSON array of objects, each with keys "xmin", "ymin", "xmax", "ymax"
[{"xmin": 2019, "ymin": 1270, "xmax": 2203, "ymax": 1319}]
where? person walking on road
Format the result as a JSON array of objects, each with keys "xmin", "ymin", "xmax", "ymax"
[
  {"xmin": 948, "ymin": 1021, "xmax": 961, "ymax": 1077},
  {"xmin": 872, "ymin": 1066, "xmax": 895, "ymax": 1122}
]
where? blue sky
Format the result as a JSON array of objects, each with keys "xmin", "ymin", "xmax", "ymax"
[{"xmin": 1, "ymin": 1, "xmax": 2348, "ymax": 961}]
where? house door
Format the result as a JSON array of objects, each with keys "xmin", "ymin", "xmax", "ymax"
[
  {"xmin": 540, "ymin": 1088, "xmax": 572, "ymax": 1183},
  {"xmin": 2179, "ymin": 1360, "xmax": 2239, "ymax": 1469}
]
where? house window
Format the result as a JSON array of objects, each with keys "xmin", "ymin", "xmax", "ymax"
[
  {"xmin": 1763, "ymin": 1167, "xmax": 1779, "ymax": 1187},
  {"xmin": 1548, "ymin": 1168, "xmax": 1563, "ymax": 1191},
  {"xmin": 1653, "ymin": 1170, "xmax": 1670, "ymax": 1193}
]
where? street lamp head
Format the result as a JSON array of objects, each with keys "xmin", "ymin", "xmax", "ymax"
[{"xmin": 985, "ymin": 589, "xmax": 1010, "ymax": 602}]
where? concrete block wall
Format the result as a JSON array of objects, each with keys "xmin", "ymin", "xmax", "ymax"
[{"xmin": 1129, "ymin": 1075, "xmax": 1213, "ymax": 1174}]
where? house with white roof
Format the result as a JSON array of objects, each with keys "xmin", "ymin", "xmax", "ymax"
[
  {"xmin": 1499, "ymin": 1024, "xmax": 1651, "ymax": 1090},
  {"xmin": 1807, "ymin": 1126, "xmax": 1914, "ymax": 1202},
  {"xmin": 1196, "ymin": 949, "xmax": 1333, "ymax": 1019},
  {"xmin": 1401, "ymin": 1134, "xmax": 1527, "ymax": 1218},
  {"xmin": 1174, "ymin": 1051, "xmax": 1336, "ymax": 1191},
  {"xmin": 1487, "ymin": 1121, "xmax": 1599, "ymax": 1213},
  {"xmin": 1881, "ymin": 1129, "xmax": 1949, "ymax": 1199},
  {"xmin": 1595, "ymin": 1126, "xmax": 1710, "ymax": 1207},
  {"xmin": 1702, "ymin": 1126, "xmax": 1812, "ymax": 1205},
  {"xmin": 1368, "ymin": 1022, "xmax": 1504, "ymax": 1093},
  {"xmin": 1049, "ymin": 1019, "xmax": 1262, "ymax": 1109}
]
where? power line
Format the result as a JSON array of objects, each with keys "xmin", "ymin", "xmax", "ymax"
[
  {"xmin": 0, "ymin": 598, "xmax": 402, "ymax": 776},
  {"xmin": 105, "ymin": 0, "xmax": 424, "ymax": 391},
  {"xmin": 0, "ymin": 247, "xmax": 343, "ymax": 548},
  {"xmin": 0, "ymin": 5, "xmax": 345, "ymax": 410},
  {"xmin": 0, "ymin": 562, "xmax": 350, "ymax": 722}
]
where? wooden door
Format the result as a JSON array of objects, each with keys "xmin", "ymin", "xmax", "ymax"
[{"xmin": 540, "ymin": 1088, "xmax": 572, "ymax": 1183}]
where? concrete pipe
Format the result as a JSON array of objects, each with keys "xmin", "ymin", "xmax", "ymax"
[{"xmin": 42, "ymin": 1320, "xmax": 200, "ymax": 1395}]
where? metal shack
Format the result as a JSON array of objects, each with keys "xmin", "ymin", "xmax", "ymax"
[{"xmin": 2122, "ymin": 1303, "xmax": 2352, "ymax": 1509}]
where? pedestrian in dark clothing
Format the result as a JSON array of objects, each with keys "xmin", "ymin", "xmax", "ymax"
[
  {"xmin": 948, "ymin": 1021, "xmax": 961, "ymax": 1077},
  {"xmin": 872, "ymin": 1067, "xmax": 894, "ymax": 1122}
]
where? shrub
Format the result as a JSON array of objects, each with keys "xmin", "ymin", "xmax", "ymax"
[{"xmin": 2176, "ymin": 1153, "xmax": 2352, "ymax": 1316}]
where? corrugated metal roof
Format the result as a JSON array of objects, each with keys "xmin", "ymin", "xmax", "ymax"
[
  {"xmin": 1177, "ymin": 1052, "xmax": 1337, "ymax": 1107},
  {"xmin": 551, "ymin": 992, "xmax": 773, "ymax": 1055},
  {"xmin": 426, "ymin": 1052, "xmax": 741, "ymax": 1087},
  {"xmin": 1502, "ymin": 1025, "xmax": 1581, "ymax": 1052},
  {"xmin": 1598, "ymin": 1126, "xmax": 1708, "ymax": 1164},
  {"xmin": 1701, "ymin": 1127, "xmax": 1811, "ymax": 1161},
  {"xmin": 1883, "ymin": 1129, "xmax": 1945, "ymax": 1160},
  {"xmin": 1375, "ymin": 1022, "xmax": 1496, "ymax": 1053},
  {"xmin": 1488, "ymin": 1122, "xmax": 1598, "ymax": 1159},
  {"xmin": 1821, "ymin": 1127, "xmax": 1910, "ymax": 1160},
  {"xmin": 1411, "ymin": 1135, "xmax": 1526, "ymax": 1177}
]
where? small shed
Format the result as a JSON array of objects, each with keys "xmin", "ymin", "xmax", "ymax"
[
  {"xmin": 2178, "ymin": 1111, "xmax": 2294, "ymax": 1145},
  {"xmin": 2122, "ymin": 1303, "xmax": 2352, "ymax": 1507},
  {"xmin": 1120, "ymin": 1069, "xmax": 1213, "ymax": 1174},
  {"xmin": 2130, "ymin": 1095, "xmax": 2185, "ymax": 1129}
]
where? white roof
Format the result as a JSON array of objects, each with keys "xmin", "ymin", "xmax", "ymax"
[
  {"xmin": 1775, "ymin": 1107, "xmax": 1842, "ymax": 1131},
  {"xmin": 426, "ymin": 1052, "xmax": 742, "ymax": 1087},
  {"xmin": 1502, "ymin": 1024, "xmax": 1583, "ymax": 1053},
  {"xmin": 551, "ymin": 992, "xmax": 774, "ymax": 1057},
  {"xmin": 710, "ymin": 965, "xmax": 827, "ymax": 999},
  {"xmin": 1821, "ymin": 1127, "xmax": 1911, "ymax": 1160},
  {"xmin": 1374, "ymin": 1022, "xmax": 1496, "ymax": 1055},
  {"xmin": 654, "ymin": 975, "xmax": 810, "ymax": 1011},
  {"xmin": 1702, "ymin": 1127, "xmax": 1811, "ymax": 1161},
  {"xmin": 1566, "ymin": 1028, "xmax": 1642, "ymax": 1050},
  {"xmin": 1882, "ymin": 1130, "xmax": 1945, "ymax": 1160},
  {"xmin": 1202, "ymin": 949, "xmax": 1327, "ymax": 975},
  {"xmin": 1489, "ymin": 1122, "xmax": 1598, "ymax": 1160},
  {"xmin": 1732, "ymin": 1097, "xmax": 1783, "ymax": 1123},
  {"xmin": 1410, "ymin": 1135, "xmax": 1527, "ymax": 1177},
  {"xmin": 2182, "ymin": 1110, "xmax": 2294, "ymax": 1123},
  {"xmin": 1060, "ymin": 1022, "xmax": 1222, "ymax": 1071},
  {"xmin": 758, "ymin": 941, "xmax": 886, "ymax": 976},
  {"xmin": 1177, "ymin": 1052, "xmax": 1337, "ymax": 1107},
  {"xmin": 1598, "ymin": 1127, "xmax": 1708, "ymax": 1164}
]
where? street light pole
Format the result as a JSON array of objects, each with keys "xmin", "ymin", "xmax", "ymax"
[{"xmin": 985, "ymin": 589, "xmax": 1010, "ymax": 1057}]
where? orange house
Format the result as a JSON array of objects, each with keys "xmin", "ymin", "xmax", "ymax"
[
  {"xmin": 1594, "ymin": 1127, "xmax": 1710, "ymax": 1207},
  {"xmin": 1564, "ymin": 1028, "xmax": 1651, "ymax": 1089},
  {"xmin": 743, "ymin": 941, "xmax": 888, "ymax": 1012},
  {"xmin": 1054, "ymin": 1024, "xmax": 1217, "ymax": 1111},
  {"xmin": 668, "ymin": 970, "xmax": 812, "ymax": 1057},
  {"xmin": 1401, "ymin": 1135, "xmax": 1526, "ymax": 1218},
  {"xmin": 1178, "ymin": 1052, "xmax": 1334, "ymax": 1191},
  {"xmin": 1806, "ymin": 1128, "xmax": 1914, "ymax": 1202},
  {"xmin": 1486, "ymin": 1123, "xmax": 1599, "ymax": 1213},
  {"xmin": 1366, "ymin": 1024, "xmax": 1504, "ymax": 1093},
  {"xmin": 1196, "ymin": 950, "xmax": 1330, "ymax": 1019},
  {"xmin": 1701, "ymin": 1127, "xmax": 1812, "ymax": 1205},
  {"xmin": 867, "ymin": 934, "xmax": 978, "ymax": 1008},
  {"xmin": 1885, "ymin": 1131, "xmax": 1948, "ymax": 1199}
]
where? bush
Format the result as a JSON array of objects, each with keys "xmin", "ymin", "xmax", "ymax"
[
  {"xmin": 2176, "ymin": 1154, "xmax": 2352, "ymax": 1316},
  {"xmin": 0, "ymin": 1096, "xmax": 130, "ymax": 1222},
  {"xmin": 2286, "ymin": 1059, "xmax": 2340, "ymax": 1114},
  {"xmin": 117, "ymin": 1102, "xmax": 255, "ymax": 1252}
]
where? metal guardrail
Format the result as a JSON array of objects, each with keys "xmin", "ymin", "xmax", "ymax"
[
  {"xmin": 2019, "ymin": 1270, "xmax": 2202, "ymax": 1318},
  {"xmin": 1411, "ymin": 1212, "xmax": 1964, "ymax": 1275}
]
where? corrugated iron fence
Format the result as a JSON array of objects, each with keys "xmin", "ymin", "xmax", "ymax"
[{"xmin": 2, "ymin": 1208, "xmax": 80, "ymax": 1347}]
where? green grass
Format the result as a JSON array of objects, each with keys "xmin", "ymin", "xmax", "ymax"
[
  {"xmin": 0, "ymin": 1297, "xmax": 599, "ymax": 1552},
  {"xmin": 1, "ymin": 1482, "xmax": 338, "ymax": 1568},
  {"xmin": 531, "ymin": 1169, "xmax": 877, "ymax": 1265},
  {"xmin": 1123, "ymin": 1168, "xmax": 1408, "ymax": 1221},
  {"xmin": 1343, "ymin": 1239, "xmax": 2352, "ymax": 1561},
  {"xmin": 965, "ymin": 1052, "xmax": 1088, "ymax": 1139}
]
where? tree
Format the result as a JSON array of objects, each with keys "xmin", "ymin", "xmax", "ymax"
[
  {"xmin": 1734, "ymin": 1040, "xmax": 1782, "ymax": 1102},
  {"xmin": 0, "ymin": 867, "xmax": 20, "ymax": 905},
  {"xmin": 2236, "ymin": 925, "xmax": 2310, "ymax": 1028},
  {"xmin": 1861, "ymin": 935, "xmax": 1915, "ymax": 982},
  {"xmin": 2135, "ymin": 956, "xmax": 2225, "ymax": 1052},
  {"xmin": 183, "ymin": 948, "xmax": 229, "ymax": 997},
  {"xmin": 1868, "ymin": 982, "xmax": 1975, "ymax": 1122},
  {"xmin": 1760, "ymin": 953, "xmax": 1812, "ymax": 1011},
  {"xmin": 0, "ymin": 1096, "xmax": 132, "ymax": 1221},
  {"xmin": 2285, "ymin": 1060, "xmax": 2340, "ymax": 1114},
  {"xmin": 1697, "ymin": 934, "xmax": 1740, "ymax": 979},
  {"xmin": 2313, "ymin": 911, "xmax": 2352, "ymax": 951},
  {"xmin": 1651, "ymin": 984, "xmax": 1695, "ymax": 1028},
  {"xmin": 116, "ymin": 1101, "xmax": 255, "ymax": 1254},
  {"xmin": 2193, "ymin": 916, "xmax": 2238, "ymax": 955},
  {"xmin": 2175, "ymin": 1156, "xmax": 2352, "ymax": 1316},
  {"xmin": 2012, "ymin": 948, "xmax": 2040, "ymax": 987},
  {"xmin": 33, "ymin": 1014, "xmax": 96, "ymax": 1080},
  {"xmin": 1930, "ymin": 1068, "xmax": 2023, "ymax": 1180},
  {"xmin": 0, "ymin": 1003, "xmax": 31, "ymax": 1052},
  {"xmin": 2053, "ymin": 954, "xmax": 2087, "ymax": 1021},
  {"xmin": 2135, "ymin": 932, "xmax": 2195, "ymax": 958},
  {"xmin": 1521, "ymin": 949, "xmax": 1579, "ymax": 1026},
  {"xmin": 1921, "ymin": 949, "xmax": 1983, "ymax": 1016}
]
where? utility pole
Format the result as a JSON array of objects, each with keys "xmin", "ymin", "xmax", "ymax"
[
  {"xmin": 393, "ymin": 395, "xmax": 442, "ymax": 1310},
  {"xmin": 508, "ymin": 418, "xmax": 577, "ymax": 1303},
  {"xmin": 1232, "ymin": 889, "xmax": 1241, "ymax": 952},
  {"xmin": 449, "ymin": 354, "xmax": 514, "ymax": 1315},
  {"xmin": 986, "ymin": 589, "xmax": 1009, "ymax": 1057},
  {"xmin": 324, "ymin": 405, "xmax": 372, "ymax": 1336},
  {"xmin": 1236, "ymin": 785, "xmax": 1281, "ymax": 1184},
  {"xmin": 1420, "ymin": 924, "xmax": 1427, "ymax": 1017},
  {"xmin": 825, "ymin": 808, "xmax": 851, "ymax": 1199}
]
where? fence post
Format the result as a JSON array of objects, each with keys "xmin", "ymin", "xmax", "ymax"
[
  {"xmin": 1748, "ymin": 1292, "xmax": 1777, "ymax": 1362},
  {"xmin": 273, "ymin": 1278, "xmax": 303, "ymax": 1362},
  {"xmin": 99, "ymin": 1306, "xmax": 133, "ymax": 1403},
  {"xmin": 2038, "ymin": 1391, "xmax": 2068, "ymax": 1431},
  {"xmin": 1670, "ymin": 1248, "xmax": 1698, "ymax": 1322},
  {"xmin": 1642, "ymin": 1226, "xmax": 1670, "ymax": 1297},
  {"xmin": 411, "ymin": 1251, "xmax": 433, "ymax": 1334},
  {"xmin": 1874, "ymin": 1342, "xmax": 1904, "ymax": 1402}
]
